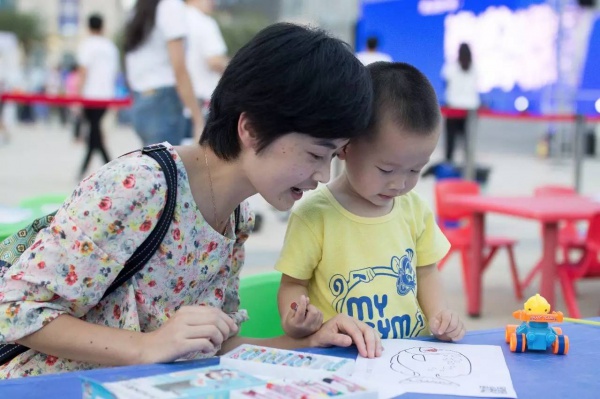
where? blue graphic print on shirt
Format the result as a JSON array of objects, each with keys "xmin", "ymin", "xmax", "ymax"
[{"xmin": 329, "ymin": 249, "xmax": 426, "ymax": 338}]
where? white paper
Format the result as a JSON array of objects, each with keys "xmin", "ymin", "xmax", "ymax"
[{"xmin": 353, "ymin": 339, "xmax": 517, "ymax": 399}]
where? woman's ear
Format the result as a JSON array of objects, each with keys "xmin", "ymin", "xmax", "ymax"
[
  {"xmin": 238, "ymin": 112, "xmax": 259, "ymax": 151},
  {"xmin": 336, "ymin": 144, "xmax": 349, "ymax": 161}
]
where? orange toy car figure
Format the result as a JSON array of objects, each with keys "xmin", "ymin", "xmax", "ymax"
[{"xmin": 505, "ymin": 293, "xmax": 569, "ymax": 355}]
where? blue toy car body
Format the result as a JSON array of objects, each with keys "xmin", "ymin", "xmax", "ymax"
[{"xmin": 505, "ymin": 311, "xmax": 569, "ymax": 355}]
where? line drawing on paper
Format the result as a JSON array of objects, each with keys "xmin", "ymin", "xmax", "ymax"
[{"xmin": 389, "ymin": 347, "xmax": 472, "ymax": 386}]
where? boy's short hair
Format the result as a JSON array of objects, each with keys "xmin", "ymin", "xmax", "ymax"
[
  {"xmin": 201, "ymin": 23, "xmax": 373, "ymax": 160},
  {"xmin": 88, "ymin": 14, "xmax": 103, "ymax": 31},
  {"xmin": 365, "ymin": 62, "xmax": 440, "ymax": 139}
]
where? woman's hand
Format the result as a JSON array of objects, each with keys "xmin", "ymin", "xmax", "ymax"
[
  {"xmin": 306, "ymin": 314, "xmax": 383, "ymax": 359},
  {"xmin": 139, "ymin": 305, "xmax": 238, "ymax": 363},
  {"xmin": 282, "ymin": 295, "xmax": 323, "ymax": 338}
]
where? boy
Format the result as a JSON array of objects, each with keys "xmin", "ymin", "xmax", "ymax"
[{"xmin": 275, "ymin": 62, "xmax": 465, "ymax": 342}]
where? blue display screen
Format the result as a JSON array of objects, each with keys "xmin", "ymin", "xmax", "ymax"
[{"xmin": 356, "ymin": 0, "xmax": 599, "ymax": 115}]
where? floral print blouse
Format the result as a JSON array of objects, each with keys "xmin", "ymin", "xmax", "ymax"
[{"xmin": 0, "ymin": 143, "xmax": 252, "ymax": 378}]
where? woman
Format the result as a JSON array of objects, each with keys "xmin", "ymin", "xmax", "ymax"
[
  {"xmin": 124, "ymin": 0, "xmax": 204, "ymax": 145},
  {"xmin": 441, "ymin": 42, "xmax": 480, "ymax": 163},
  {"xmin": 0, "ymin": 23, "xmax": 381, "ymax": 378}
]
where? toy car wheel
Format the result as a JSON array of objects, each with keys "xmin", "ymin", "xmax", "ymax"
[
  {"xmin": 553, "ymin": 327, "xmax": 563, "ymax": 335},
  {"xmin": 509, "ymin": 333, "xmax": 527, "ymax": 353},
  {"xmin": 552, "ymin": 335, "xmax": 569, "ymax": 355},
  {"xmin": 505, "ymin": 325, "xmax": 517, "ymax": 343}
]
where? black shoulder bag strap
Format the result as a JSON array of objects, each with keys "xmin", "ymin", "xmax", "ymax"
[
  {"xmin": 234, "ymin": 204, "xmax": 241, "ymax": 234},
  {"xmin": 0, "ymin": 144, "xmax": 178, "ymax": 365},
  {"xmin": 100, "ymin": 144, "xmax": 178, "ymax": 299}
]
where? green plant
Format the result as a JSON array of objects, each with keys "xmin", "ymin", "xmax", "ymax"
[
  {"xmin": 0, "ymin": 10, "xmax": 44, "ymax": 52},
  {"xmin": 214, "ymin": 10, "xmax": 270, "ymax": 57}
]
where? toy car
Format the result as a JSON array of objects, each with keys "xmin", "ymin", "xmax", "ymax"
[{"xmin": 505, "ymin": 294, "xmax": 569, "ymax": 355}]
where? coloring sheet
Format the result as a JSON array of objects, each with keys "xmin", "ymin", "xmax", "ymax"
[{"xmin": 353, "ymin": 339, "xmax": 516, "ymax": 398}]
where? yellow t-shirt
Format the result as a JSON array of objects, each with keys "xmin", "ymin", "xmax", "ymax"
[{"xmin": 275, "ymin": 186, "xmax": 450, "ymax": 339}]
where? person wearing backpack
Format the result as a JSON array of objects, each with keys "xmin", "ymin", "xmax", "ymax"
[{"xmin": 0, "ymin": 23, "xmax": 381, "ymax": 378}]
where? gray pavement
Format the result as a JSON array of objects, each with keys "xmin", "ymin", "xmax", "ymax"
[{"xmin": 1, "ymin": 112, "xmax": 599, "ymax": 332}]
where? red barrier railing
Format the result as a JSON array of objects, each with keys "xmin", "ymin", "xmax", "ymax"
[
  {"xmin": 586, "ymin": 115, "xmax": 600, "ymax": 123},
  {"xmin": 0, "ymin": 92, "xmax": 132, "ymax": 108},
  {"xmin": 2, "ymin": 93, "xmax": 598, "ymax": 122},
  {"xmin": 441, "ymin": 107, "xmax": 584, "ymax": 123},
  {"xmin": 476, "ymin": 109, "xmax": 578, "ymax": 122}
]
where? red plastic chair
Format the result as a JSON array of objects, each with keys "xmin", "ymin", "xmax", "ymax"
[
  {"xmin": 521, "ymin": 185, "xmax": 587, "ymax": 290},
  {"xmin": 556, "ymin": 212, "xmax": 600, "ymax": 318},
  {"xmin": 535, "ymin": 186, "xmax": 585, "ymax": 255},
  {"xmin": 435, "ymin": 179, "xmax": 523, "ymax": 302}
]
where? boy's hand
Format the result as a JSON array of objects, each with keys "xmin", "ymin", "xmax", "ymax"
[
  {"xmin": 283, "ymin": 295, "xmax": 323, "ymax": 338},
  {"xmin": 307, "ymin": 314, "xmax": 383, "ymax": 359},
  {"xmin": 429, "ymin": 309, "xmax": 466, "ymax": 342}
]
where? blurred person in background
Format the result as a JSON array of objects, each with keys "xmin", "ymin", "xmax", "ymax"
[
  {"xmin": 124, "ymin": 0, "xmax": 204, "ymax": 146},
  {"xmin": 31, "ymin": 65, "xmax": 49, "ymax": 123},
  {"xmin": 183, "ymin": 0, "xmax": 229, "ymax": 143},
  {"xmin": 0, "ymin": 53, "xmax": 9, "ymax": 145},
  {"xmin": 64, "ymin": 64, "xmax": 84, "ymax": 142},
  {"xmin": 46, "ymin": 65, "xmax": 66, "ymax": 125},
  {"xmin": 355, "ymin": 36, "xmax": 392, "ymax": 66},
  {"xmin": 77, "ymin": 14, "xmax": 119, "ymax": 179},
  {"xmin": 441, "ymin": 42, "xmax": 480, "ymax": 163}
]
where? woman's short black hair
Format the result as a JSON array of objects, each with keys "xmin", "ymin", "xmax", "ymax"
[
  {"xmin": 201, "ymin": 23, "xmax": 373, "ymax": 160},
  {"xmin": 365, "ymin": 62, "xmax": 441, "ymax": 139}
]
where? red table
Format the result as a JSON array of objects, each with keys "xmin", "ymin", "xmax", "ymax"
[{"xmin": 445, "ymin": 195, "xmax": 600, "ymax": 316}]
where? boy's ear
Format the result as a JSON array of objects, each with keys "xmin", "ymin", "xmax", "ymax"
[
  {"xmin": 336, "ymin": 144, "xmax": 349, "ymax": 161},
  {"xmin": 238, "ymin": 112, "xmax": 259, "ymax": 150}
]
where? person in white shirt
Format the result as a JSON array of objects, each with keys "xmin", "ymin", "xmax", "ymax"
[
  {"xmin": 355, "ymin": 36, "xmax": 392, "ymax": 66},
  {"xmin": 185, "ymin": 0, "xmax": 228, "ymax": 107},
  {"xmin": 124, "ymin": 0, "xmax": 204, "ymax": 146},
  {"xmin": 441, "ymin": 42, "xmax": 480, "ymax": 162},
  {"xmin": 77, "ymin": 14, "xmax": 119, "ymax": 178},
  {"xmin": 183, "ymin": 0, "xmax": 228, "ymax": 141}
]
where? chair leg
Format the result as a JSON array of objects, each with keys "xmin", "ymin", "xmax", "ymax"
[
  {"xmin": 482, "ymin": 247, "xmax": 498, "ymax": 272},
  {"xmin": 522, "ymin": 260, "xmax": 542, "ymax": 291},
  {"xmin": 562, "ymin": 246, "xmax": 584, "ymax": 297},
  {"xmin": 561, "ymin": 246, "xmax": 570, "ymax": 264},
  {"xmin": 505, "ymin": 245, "xmax": 523, "ymax": 300},
  {"xmin": 558, "ymin": 274, "xmax": 581, "ymax": 318},
  {"xmin": 460, "ymin": 248, "xmax": 471, "ymax": 299}
]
